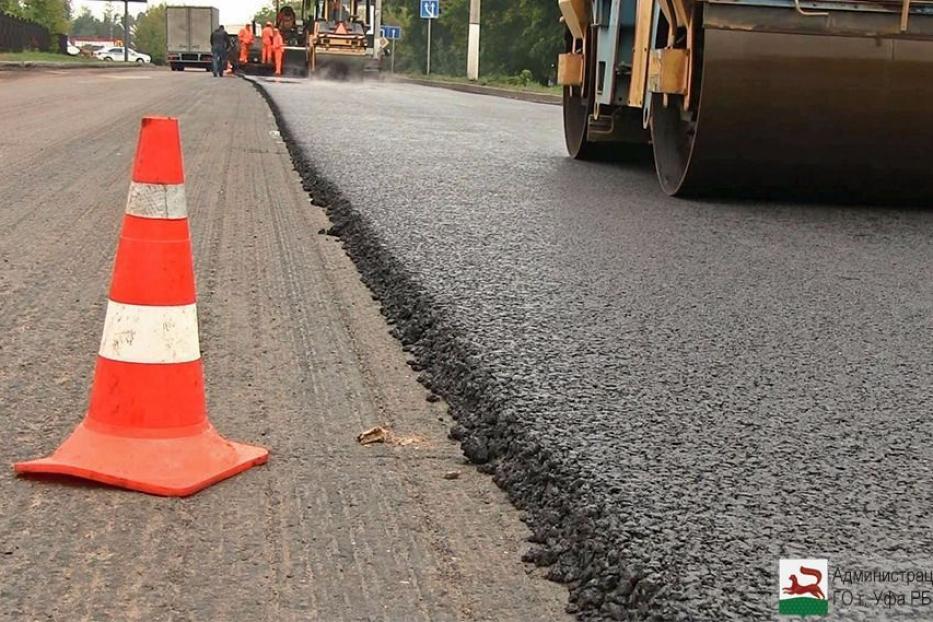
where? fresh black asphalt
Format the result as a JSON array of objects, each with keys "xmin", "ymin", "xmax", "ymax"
[{"xmin": 259, "ymin": 78, "xmax": 933, "ymax": 620}]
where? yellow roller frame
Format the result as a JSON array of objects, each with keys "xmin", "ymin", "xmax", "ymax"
[
  {"xmin": 556, "ymin": 0, "xmax": 588, "ymax": 87},
  {"xmin": 559, "ymin": 0, "xmax": 588, "ymax": 40},
  {"xmin": 640, "ymin": 0, "xmax": 695, "ymax": 107}
]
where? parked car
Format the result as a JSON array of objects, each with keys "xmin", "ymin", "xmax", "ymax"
[{"xmin": 94, "ymin": 47, "xmax": 152, "ymax": 63}]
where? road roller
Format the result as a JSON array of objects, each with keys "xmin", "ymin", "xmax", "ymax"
[
  {"xmin": 236, "ymin": 3, "xmax": 312, "ymax": 77},
  {"xmin": 557, "ymin": 0, "xmax": 933, "ymax": 198},
  {"xmin": 242, "ymin": 0, "xmax": 382, "ymax": 78},
  {"xmin": 309, "ymin": 0, "xmax": 381, "ymax": 78},
  {"xmin": 276, "ymin": 5, "xmax": 313, "ymax": 77}
]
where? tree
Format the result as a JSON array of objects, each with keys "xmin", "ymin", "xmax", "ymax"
[
  {"xmin": 111, "ymin": 12, "xmax": 135, "ymax": 42},
  {"xmin": 0, "ymin": 0, "xmax": 23, "ymax": 16},
  {"xmin": 253, "ymin": 2, "xmax": 299, "ymax": 24},
  {"xmin": 71, "ymin": 6, "xmax": 101, "ymax": 35},
  {"xmin": 380, "ymin": 0, "xmax": 562, "ymax": 82},
  {"xmin": 134, "ymin": 3, "xmax": 166, "ymax": 63},
  {"xmin": 20, "ymin": 0, "xmax": 71, "ymax": 33},
  {"xmin": 101, "ymin": 1, "xmax": 117, "ymax": 37},
  {"xmin": 381, "ymin": 0, "xmax": 418, "ymax": 72}
]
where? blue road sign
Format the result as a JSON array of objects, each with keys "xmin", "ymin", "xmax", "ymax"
[
  {"xmin": 420, "ymin": 0, "xmax": 439, "ymax": 19},
  {"xmin": 380, "ymin": 25, "xmax": 402, "ymax": 40}
]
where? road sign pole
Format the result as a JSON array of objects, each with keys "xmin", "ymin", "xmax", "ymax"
[
  {"xmin": 391, "ymin": 39, "xmax": 396, "ymax": 73},
  {"xmin": 123, "ymin": 0, "xmax": 129, "ymax": 62},
  {"xmin": 419, "ymin": 0, "xmax": 437, "ymax": 75}
]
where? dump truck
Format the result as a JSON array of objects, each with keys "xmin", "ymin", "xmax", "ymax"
[
  {"xmin": 166, "ymin": 6, "xmax": 220, "ymax": 71},
  {"xmin": 557, "ymin": 0, "xmax": 933, "ymax": 197}
]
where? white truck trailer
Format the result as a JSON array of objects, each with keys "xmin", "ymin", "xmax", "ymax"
[{"xmin": 166, "ymin": 6, "xmax": 220, "ymax": 71}]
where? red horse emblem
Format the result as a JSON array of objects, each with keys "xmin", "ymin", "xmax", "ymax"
[{"xmin": 783, "ymin": 566, "xmax": 825, "ymax": 599}]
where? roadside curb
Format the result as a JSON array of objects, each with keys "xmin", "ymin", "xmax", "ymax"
[
  {"xmin": 0, "ymin": 61, "xmax": 160, "ymax": 72},
  {"xmin": 390, "ymin": 76, "xmax": 561, "ymax": 106}
]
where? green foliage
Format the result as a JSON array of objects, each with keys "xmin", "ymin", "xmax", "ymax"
[
  {"xmin": 253, "ymin": 2, "xmax": 301, "ymax": 24},
  {"xmin": 133, "ymin": 3, "xmax": 166, "ymax": 63},
  {"xmin": 511, "ymin": 68, "xmax": 534, "ymax": 86},
  {"xmin": 0, "ymin": 0, "xmax": 22, "ymax": 15},
  {"xmin": 69, "ymin": 3, "xmax": 136, "ymax": 40},
  {"xmin": 9, "ymin": 0, "xmax": 71, "ymax": 34},
  {"xmin": 68, "ymin": 1, "xmax": 163, "ymax": 60},
  {"xmin": 382, "ymin": 0, "xmax": 562, "ymax": 82},
  {"xmin": 70, "ymin": 7, "xmax": 100, "ymax": 36}
]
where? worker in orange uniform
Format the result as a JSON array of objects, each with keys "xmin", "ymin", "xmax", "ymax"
[
  {"xmin": 238, "ymin": 24, "xmax": 254, "ymax": 65},
  {"xmin": 261, "ymin": 21, "xmax": 274, "ymax": 65},
  {"xmin": 272, "ymin": 27, "xmax": 285, "ymax": 76}
]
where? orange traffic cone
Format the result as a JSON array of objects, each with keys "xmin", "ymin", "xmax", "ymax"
[{"xmin": 14, "ymin": 117, "xmax": 268, "ymax": 496}]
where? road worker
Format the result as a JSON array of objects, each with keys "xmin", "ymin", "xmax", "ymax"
[
  {"xmin": 238, "ymin": 24, "xmax": 254, "ymax": 65},
  {"xmin": 261, "ymin": 21, "xmax": 274, "ymax": 65},
  {"xmin": 272, "ymin": 27, "xmax": 285, "ymax": 76}
]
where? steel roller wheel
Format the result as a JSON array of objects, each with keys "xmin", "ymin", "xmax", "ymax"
[
  {"xmin": 648, "ymin": 14, "xmax": 703, "ymax": 196},
  {"xmin": 563, "ymin": 29, "xmax": 604, "ymax": 160},
  {"xmin": 650, "ymin": 91, "xmax": 699, "ymax": 196},
  {"xmin": 649, "ymin": 5, "xmax": 933, "ymax": 200},
  {"xmin": 564, "ymin": 29, "xmax": 652, "ymax": 162}
]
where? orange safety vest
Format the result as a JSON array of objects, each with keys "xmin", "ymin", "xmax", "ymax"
[
  {"xmin": 239, "ymin": 27, "xmax": 254, "ymax": 46},
  {"xmin": 272, "ymin": 31, "xmax": 284, "ymax": 51},
  {"xmin": 261, "ymin": 26, "xmax": 274, "ymax": 45}
]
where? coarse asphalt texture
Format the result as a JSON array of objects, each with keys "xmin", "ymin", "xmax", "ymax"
[
  {"xmin": 258, "ymin": 77, "xmax": 933, "ymax": 620},
  {"xmin": 0, "ymin": 69, "xmax": 569, "ymax": 621}
]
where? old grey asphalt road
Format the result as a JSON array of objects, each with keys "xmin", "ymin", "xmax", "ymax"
[
  {"xmin": 0, "ymin": 69, "xmax": 569, "ymax": 621},
  {"xmin": 259, "ymin": 78, "xmax": 933, "ymax": 621}
]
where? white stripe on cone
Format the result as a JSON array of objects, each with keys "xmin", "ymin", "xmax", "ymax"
[
  {"xmin": 125, "ymin": 182, "xmax": 187, "ymax": 220},
  {"xmin": 99, "ymin": 301, "xmax": 200, "ymax": 364}
]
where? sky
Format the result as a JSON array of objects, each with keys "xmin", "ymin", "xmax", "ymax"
[{"xmin": 72, "ymin": 1, "xmax": 268, "ymax": 25}]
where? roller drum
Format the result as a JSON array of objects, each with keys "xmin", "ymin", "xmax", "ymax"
[
  {"xmin": 652, "ymin": 14, "xmax": 933, "ymax": 200},
  {"xmin": 312, "ymin": 53, "xmax": 368, "ymax": 80},
  {"xmin": 283, "ymin": 48, "xmax": 310, "ymax": 77}
]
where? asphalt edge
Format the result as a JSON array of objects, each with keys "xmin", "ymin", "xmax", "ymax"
[
  {"xmin": 246, "ymin": 76, "xmax": 677, "ymax": 622},
  {"xmin": 389, "ymin": 76, "xmax": 561, "ymax": 106}
]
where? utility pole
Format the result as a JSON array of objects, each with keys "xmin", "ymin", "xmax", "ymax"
[
  {"xmin": 88, "ymin": 0, "xmax": 146, "ymax": 62},
  {"xmin": 466, "ymin": 0, "xmax": 480, "ymax": 80},
  {"xmin": 373, "ymin": 0, "xmax": 382, "ymax": 60},
  {"xmin": 123, "ymin": 0, "xmax": 129, "ymax": 62}
]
